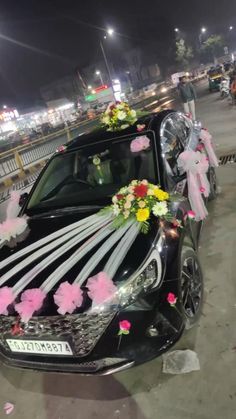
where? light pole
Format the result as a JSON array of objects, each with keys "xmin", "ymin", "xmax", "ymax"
[
  {"xmin": 95, "ymin": 70, "xmax": 104, "ymax": 85},
  {"xmin": 199, "ymin": 27, "xmax": 207, "ymax": 46},
  {"xmin": 100, "ymin": 28, "xmax": 116, "ymax": 101}
]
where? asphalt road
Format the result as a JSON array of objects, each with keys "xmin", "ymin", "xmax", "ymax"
[{"xmin": 0, "ymin": 81, "xmax": 236, "ymax": 418}]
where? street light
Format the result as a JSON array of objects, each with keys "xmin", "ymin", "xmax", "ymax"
[
  {"xmin": 201, "ymin": 27, "xmax": 207, "ymax": 33},
  {"xmin": 95, "ymin": 70, "xmax": 104, "ymax": 85},
  {"xmin": 174, "ymin": 28, "xmax": 179, "ymax": 33},
  {"xmin": 229, "ymin": 26, "xmax": 234, "ymax": 31},
  {"xmin": 3, "ymin": 105, "xmax": 7, "ymax": 109},
  {"xmin": 107, "ymin": 28, "xmax": 114, "ymax": 36},
  {"xmin": 88, "ymin": 85, "xmax": 92, "ymax": 90}
]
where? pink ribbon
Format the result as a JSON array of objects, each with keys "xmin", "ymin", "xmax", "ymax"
[
  {"xmin": 178, "ymin": 150, "xmax": 210, "ymax": 221},
  {"xmin": 200, "ymin": 129, "xmax": 219, "ymax": 167}
]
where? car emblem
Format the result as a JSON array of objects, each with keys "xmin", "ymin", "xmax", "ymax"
[{"xmin": 11, "ymin": 319, "xmax": 24, "ymax": 336}]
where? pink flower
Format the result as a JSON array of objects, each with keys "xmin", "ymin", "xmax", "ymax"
[
  {"xmin": 0, "ymin": 287, "xmax": 14, "ymax": 315},
  {"xmin": 15, "ymin": 288, "xmax": 46, "ymax": 323},
  {"xmin": 167, "ymin": 292, "xmax": 177, "ymax": 305},
  {"xmin": 200, "ymin": 187, "xmax": 205, "ymax": 193},
  {"xmin": 130, "ymin": 136, "xmax": 150, "ymax": 153},
  {"xmin": 87, "ymin": 272, "xmax": 117, "ymax": 306},
  {"xmin": 187, "ymin": 210, "xmax": 196, "ymax": 219},
  {"xmin": 124, "ymin": 201, "xmax": 131, "ymax": 209},
  {"xmin": 56, "ymin": 145, "xmax": 66, "ymax": 153},
  {"xmin": 196, "ymin": 143, "xmax": 204, "ymax": 152},
  {"xmin": 54, "ymin": 282, "xmax": 83, "ymax": 315},
  {"xmin": 119, "ymin": 320, "xmax": 131, "ymax": 331},
  {"xmin": 137, "ymin": 124, "xmax": 146, "ymax": 132},
  {"xmin": 4, "ymin": 402, "xmax": 14, "ymax": 415}
]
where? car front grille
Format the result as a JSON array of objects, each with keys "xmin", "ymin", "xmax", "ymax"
[{"xmin": 0, "ymin": 312, "xmax": 115, "ymax": 357}]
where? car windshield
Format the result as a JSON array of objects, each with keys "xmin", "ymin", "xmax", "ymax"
[{"xmin": 26, "ymin": 131, "xmax": 158, "ymax": 214}]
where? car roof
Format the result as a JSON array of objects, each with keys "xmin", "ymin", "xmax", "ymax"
[{"xmin": 66, "ymin": 110, "xmax": 174, "ymax": 152}]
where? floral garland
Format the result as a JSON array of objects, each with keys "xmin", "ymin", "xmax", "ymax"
[
  {"xmin": 108, "ymin": 179, "xmax": 180, "ymax": 233},
  {"xmin": 101, "ymin": 101, "xmax": 137, "ymax": 131}
]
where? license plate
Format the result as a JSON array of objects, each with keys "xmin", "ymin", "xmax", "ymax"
[{"xmin": 6, "ymin": 339, "xmax": 73, "ymax": 356}]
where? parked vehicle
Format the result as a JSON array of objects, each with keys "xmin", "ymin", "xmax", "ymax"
[
  {"xmin": 208, "ymin": 66, "xmax": 224, "ymax": 92},
  {"xmin": 220, "ymin": 77, "xmax": 230, "ymax": 98},
  {"xmin": 0, "ymin": 111, "xmax": 217, "ymax": 374}
]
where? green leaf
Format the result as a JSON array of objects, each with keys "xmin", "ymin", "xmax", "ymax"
[
  {"xmin": 140, "ymin": 221, "xmax": 150, "ymax": 234},
  {"xmin": 112, "ymin": 214, "xmax": 126, "ymax": 230},
  {"xmin": 99, "ymin": 207, "xmax": 112, "ymax": 216}
]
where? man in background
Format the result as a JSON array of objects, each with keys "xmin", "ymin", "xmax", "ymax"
[{"xmin": 178, "ymin": 76, "xmax": 197, "ymax": 120}]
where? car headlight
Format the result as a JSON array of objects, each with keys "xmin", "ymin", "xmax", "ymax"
[{"xmin": 118, "ymin": 260, "xmax": 158, "ymax": 308}]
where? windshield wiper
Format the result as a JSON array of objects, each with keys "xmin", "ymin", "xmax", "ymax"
[
  {"xmin": 40, "ymin": 175, "xmax": 94, "ymax": 202},
  {"xmin": 28, "ymin": 205, "xmax": 103, "ymax": 218}
]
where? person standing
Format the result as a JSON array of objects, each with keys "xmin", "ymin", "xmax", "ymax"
[{"xmin": 178, "ymin": 76, "xmax": 197, "ymax": 120}]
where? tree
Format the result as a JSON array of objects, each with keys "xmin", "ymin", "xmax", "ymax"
[
  {"xmin": 175, "ymin": 39, "xmax": 193, "ymax": 69},
  {"xmin": 201, "ymin": 35, "xmax": 224, "ymax": 63}
]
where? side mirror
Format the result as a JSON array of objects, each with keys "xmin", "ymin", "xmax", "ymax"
[{"xmin": 19, "ymin": 192, "xmax": 29, "ymax": 207}]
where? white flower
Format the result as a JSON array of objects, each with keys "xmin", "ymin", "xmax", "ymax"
[
  {"xmin": 119, "ymin": 187, "xmax": 127, "ymax": 194},
  {"xmin": 113, "ymin": 204, "xmax": 120, "ymax": 216},
  {"xmin": 130, "ymin": 109, "xmax": 136, "ymax": 118},
  {"xmin": 102, "ymin": 115, "xmax": 110, "ymax": 125},
  {"xmin": 152, "ymin": 201, "xmax": 168, "ymax": 217},
  {"xmin": 128, "ymin": 185, "xmax": 134, "ymax": 193},
  {"xmin": 117, "ymin": 111, "xmax": 126, "ymax": 120},
  {"xmin": 112, "ymin": 195, "xmax": 118, "ymax": 204},
  {"xmin": 121, "ymin": 124, "xmax": 129, "ymax": 129}
]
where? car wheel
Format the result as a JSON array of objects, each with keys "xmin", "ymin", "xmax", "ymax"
[
  {"xmin": 178, "ymin": 246, "xmax": 204, "ymax": 329},
  {"xmin": 208, "ymin": 167, "xmax": 217, "ymax": 201}
]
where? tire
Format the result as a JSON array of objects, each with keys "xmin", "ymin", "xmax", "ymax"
[
  {"xmin": 178, "ymin": 246, "xmax": 204, "ymax": 329},
  {"xmin": 208, "ymin": 167, "xmax": 217, "ymax": 201}
]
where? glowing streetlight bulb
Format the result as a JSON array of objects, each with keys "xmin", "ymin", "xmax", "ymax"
[
  {"xmin": 88, "ymin": 85, "xmax": 92, "ymax": 89},
  {"xmin": 3, "ymin": 105, "xmax": 7, "ymax": 109},
  {"xmin": 229, "ymin": 26, "xmax": 233, "ymax": 31},
  {"xmin": 96, "ymin": 70, "xmax": 100, "ymax": 75},
  {"xmin": 107, "ymin": 28, "xmax": 114, "ymax": 36},
  {"xmin": 174, "ymin": 28, "xmax": 179, "ymax": 33},
  {"xmin": 201, "ymin": 27, "xmax": 206, "ymax": 33}
]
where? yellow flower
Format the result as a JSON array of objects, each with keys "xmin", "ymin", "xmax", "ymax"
[
  {"xmin": 153, "ymin": 188, "xmax": 169, "ymax": 201},
  {"xmin": 136, "ymin": 208, "xmax": 150, "ymax": 222}
]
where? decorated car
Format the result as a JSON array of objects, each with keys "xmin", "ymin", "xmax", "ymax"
[{"xmin": 0, "ymin": 104, "xmax": 218, "ymax": 374}]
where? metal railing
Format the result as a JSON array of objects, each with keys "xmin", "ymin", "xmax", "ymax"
[{"xmin": 0, "ymin": 118, "xmax": 98, "ymax": 186}]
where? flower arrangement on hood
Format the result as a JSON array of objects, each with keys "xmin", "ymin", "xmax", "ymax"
[
  {"xmin": 109, "ymin": 179, "xmax": 180, "ymax": 233},
  {"xmin": 101, "ymin": 102, "xmax": 137, "ymax": 131}
]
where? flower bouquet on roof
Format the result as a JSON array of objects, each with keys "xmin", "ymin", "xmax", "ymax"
[{"xmin": 101, "ymin": 102, "xmax": 138, "ymax": 131}]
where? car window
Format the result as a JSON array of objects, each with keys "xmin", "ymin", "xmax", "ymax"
[{"xmin": 26, "ymin": 131, "xmax": 159, "ymax": 213}]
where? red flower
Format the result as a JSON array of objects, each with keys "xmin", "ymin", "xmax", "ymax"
[
  {"xmin": 116, "ymin": 194, "xmax": 124, "ymax": 200},
  {"xmin": 119, "ymin": 320, "xmax": 131, "ymax": 331},
  {"xmin": 133, "ymin": 184, "xmax": 148, "ymax": 198},
  {"xmin": 11, "ymin": 321, "xmax": 24, "ymax": 336},
  {"xmin": 167, "ymin": 292, "xmax": 177, "ymax": 305}
]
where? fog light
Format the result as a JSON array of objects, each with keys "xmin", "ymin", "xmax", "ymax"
[{"xmin": 147, "ymin": 325, "xmax": 159, "ymax": 337}]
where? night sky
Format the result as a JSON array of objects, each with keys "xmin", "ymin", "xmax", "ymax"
[{"xmin": 0, "ymin": 0, "xmax": 236, "ymax": 108}]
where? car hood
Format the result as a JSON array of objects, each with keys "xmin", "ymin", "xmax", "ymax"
[{"xmin": 0, "ymin": 208, "xmax": 160, "ymax": 315}]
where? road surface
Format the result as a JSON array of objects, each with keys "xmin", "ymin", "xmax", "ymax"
[{"xmin": 0, "ymin": 82, "xmax": 236, "ymax": 419}]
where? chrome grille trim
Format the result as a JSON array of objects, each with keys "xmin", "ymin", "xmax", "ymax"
[{"xmin": 0, "ymin": 312, "xmax": 116, "ymax": 357}]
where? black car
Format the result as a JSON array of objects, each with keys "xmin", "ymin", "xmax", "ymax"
[{"xmin": 0, "ymin": 110, "xmax": 216, "ymax": 374}]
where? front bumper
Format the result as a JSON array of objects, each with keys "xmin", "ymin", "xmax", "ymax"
[{"xmin": 0, "ymin": 302, "xmax": 184, "ymax": 374}]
